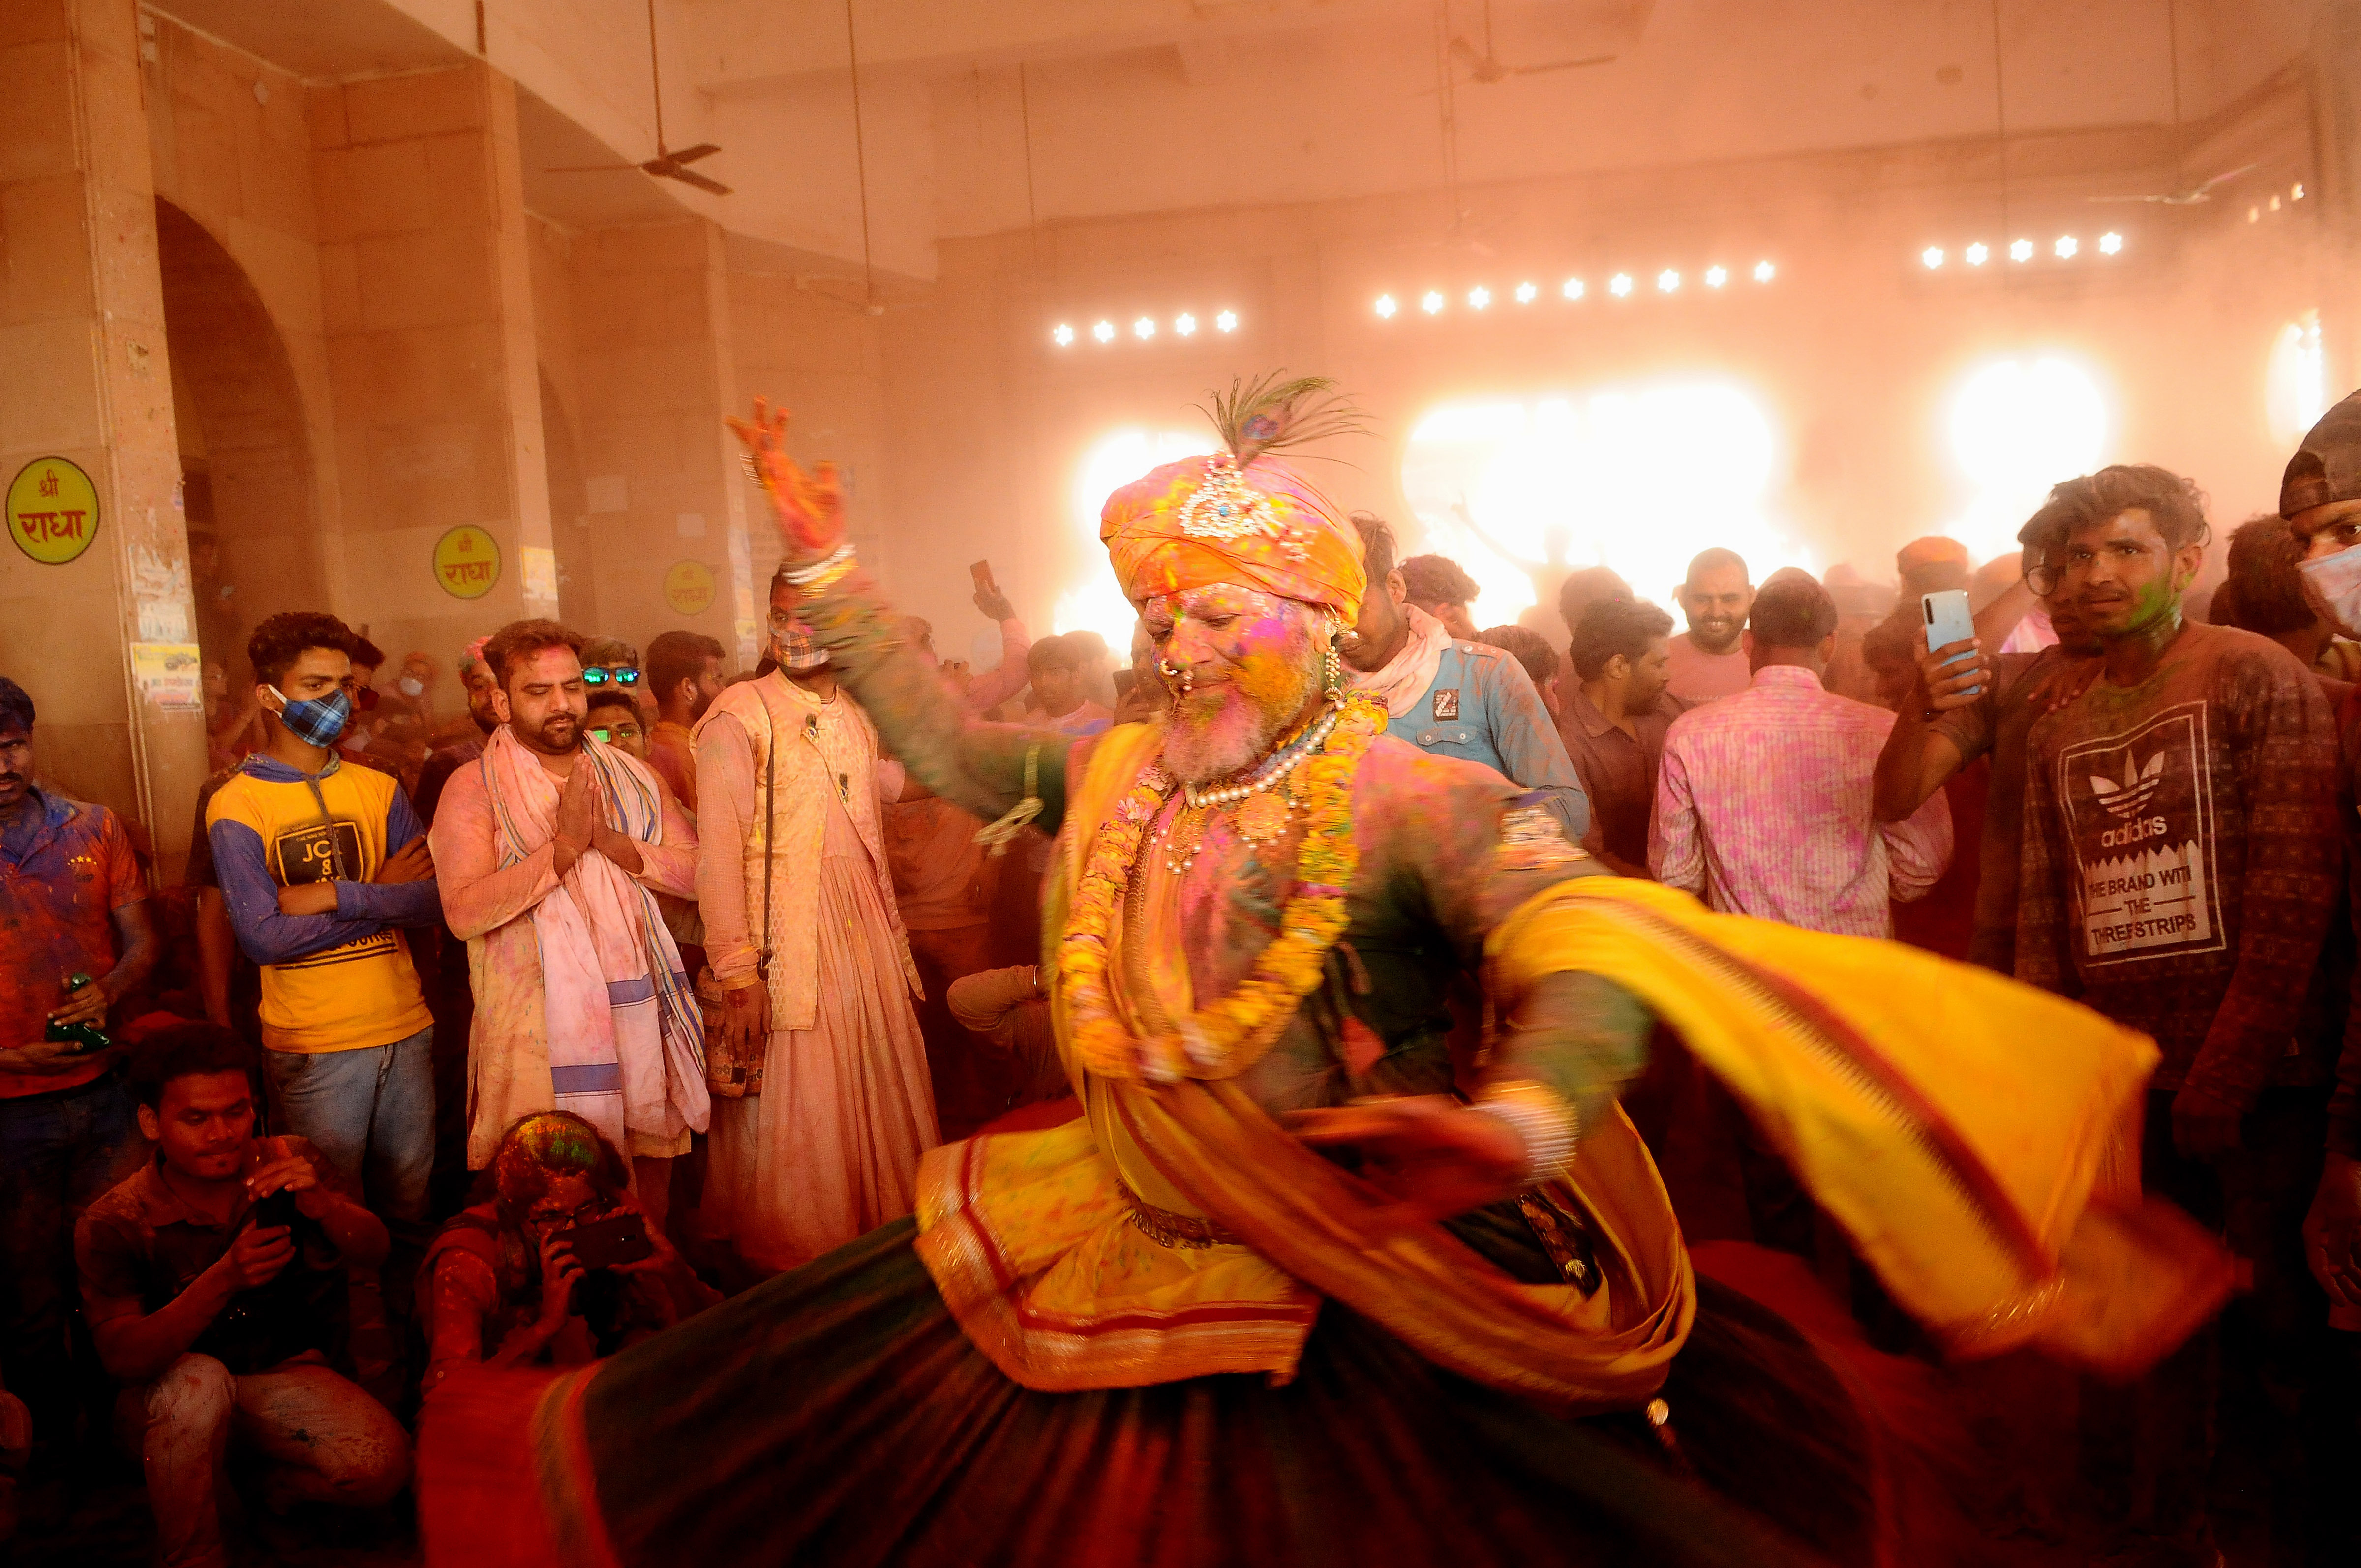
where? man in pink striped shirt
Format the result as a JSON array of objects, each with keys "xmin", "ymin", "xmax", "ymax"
[{"xmin": 1650, "ymin": 575, "xmax": 1952, "ymax": 937}]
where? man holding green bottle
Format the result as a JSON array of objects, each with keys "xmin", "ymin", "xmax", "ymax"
[{"xmin": 0, "ymin": 673, "xmax": 158, "ymax": 1458}]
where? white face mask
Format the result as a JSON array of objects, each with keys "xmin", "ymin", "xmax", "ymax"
[
  {"xmin": 2300, "ymin": 545, "xmax": 2361, "ymax": 640},
  {"xmin": 398, "ymin": 676, "xmax": 424, "ymax": 697}
]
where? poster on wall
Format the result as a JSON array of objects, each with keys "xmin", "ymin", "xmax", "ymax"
[
  {"xmin": 433, "ymin": 525, "xmax": 501, "ymax": 599},
  {"xmin": 664, "ymin": 560, "xmax": 715, "ymax": 616},
  {"xmin": 130, "ymin": 642, "xmax": 203, "ymax": 712},
  {"xmin": 8, "ymin": 456, "xmax": 100, "ymax": 565}
]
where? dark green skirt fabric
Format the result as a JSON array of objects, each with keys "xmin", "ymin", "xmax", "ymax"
[{"xmin": 569, "ymin": 1208, "xmax": 1883, "ymax": 1568}]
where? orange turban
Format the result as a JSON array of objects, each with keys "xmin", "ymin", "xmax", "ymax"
[{"xmin": 1099, "ymin": 454, "xmax": 1368, "ymax": 624}]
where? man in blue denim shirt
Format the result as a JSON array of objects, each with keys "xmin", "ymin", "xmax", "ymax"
[{"xmin": 1341, "ymin": 517, "xmax": 1589, "ymax": 839}]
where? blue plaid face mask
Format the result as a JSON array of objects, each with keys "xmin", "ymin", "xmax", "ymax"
[{"xmin": 266, "ymin": 685, "xmax": 352, "ymax": 748}]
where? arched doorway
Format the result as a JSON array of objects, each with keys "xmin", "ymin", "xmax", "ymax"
[{"xmin": 154, "ymin": 199, "xmax": 320, "ymax": 688}]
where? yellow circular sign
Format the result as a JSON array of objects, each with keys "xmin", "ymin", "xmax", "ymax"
[
  {"xmin": 433, "ymin": 525, "xmax": 501, "ymax": 599},
  {"xmin": 7, "ymin": 457, "xmax": 100, "ymax": 565},
  {"xmin": 663, "ymin": 559, "xmax": 716, "ymax": 616}
]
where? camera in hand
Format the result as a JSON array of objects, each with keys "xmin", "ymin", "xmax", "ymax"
[{"xmin": 555, "ymin": 1210, "xmax": 654, "ymax": 1272}]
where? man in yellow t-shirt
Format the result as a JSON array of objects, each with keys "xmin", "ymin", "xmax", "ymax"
[{"xmin": 205, "ymin": 614, "xmax": 441, "ymax": 1232}]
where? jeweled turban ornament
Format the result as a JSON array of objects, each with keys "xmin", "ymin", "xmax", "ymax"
[{"xmin": 1099, "ymin": 373, "xmax": 1372, "ymax": 623}]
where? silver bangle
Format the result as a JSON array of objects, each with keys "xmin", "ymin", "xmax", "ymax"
[
  {"xmin": 1475, "ymin": 1079, "xmax": 1582, "ymax": 1183},
  {"xmin": 782, "ymin": 541, "xmax": 855, "ymax": 585}
]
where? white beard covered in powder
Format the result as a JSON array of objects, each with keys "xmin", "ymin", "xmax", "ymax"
[{"xmin": 1156, "ymin": 603, "xmax": 1324, "ymax": 785}]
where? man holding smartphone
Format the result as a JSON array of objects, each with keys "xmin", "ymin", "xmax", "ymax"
[
  {"xmin": 77, "ymin": 1022, "xmax": 407, "ymax": 1567},
  {"xmin": 2013, "ymin": 464, "xmax": 2340, "ymax": 1564},
  {"xmin": 1870, "ymin": 508, "xmax": 2105, "ymax": 975}
]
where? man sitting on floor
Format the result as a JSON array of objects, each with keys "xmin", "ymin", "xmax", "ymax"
[{"xmin": 76, "ymin": 1023, "xmax": 407, "ymax": 1568}]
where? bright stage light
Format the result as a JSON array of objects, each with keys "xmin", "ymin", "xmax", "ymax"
[
  {"xmin": 1656, "ymin": 269, "xmax": 1681, "ymax": 293},
  {"xmin": 1562, "ymin": 277, "xmax": 1585, "ymax": 300},
  {"xmin": 1401, "ymin": 380, "xmax": 1800, "ymax": 617},
  {"xmin": 1215, "ymin": 310, "xmax": 1238, "ymax": 332},
  {"xmin": 1052, "ymin": 323, "xmax": 1074, "ymax": 347},
  {"xmin": 2097, "ymin": 232, "xmax": 2123, "ymax": 255},
  {"xmin": 1422, "ymin": 290, "xmax": 1445, "ymax": 314},
  {"xmin": 2054, "ymin": 235, "xmax": 2078, "ymax": 259},
  {"xmin": 2294, "ymin": 182, "xmax": 2306, "ymax": 200},
  {"xmin": 2008, "ymin": 239, "xmax": 2033, "ymax": 262},
  {"xmin": 2270, "ymin": 194, "xmax": 2282, "ymax": 211},
  {"xmin": 1062, "ymin": 428, "xmax": 1216, "ymax": 646},
  {"xmin": 2249, "ymin": 206, "xmax": 2260, "ymax": 223},
  {"xmin": 1468, "ymin": 286, "xmax": 1492, "ymax": 310},
  {"xmin": 1092, "ymin": 320, "xmax": 1115, "ymax": 343},
  {"xmin": 1705, "ymin": 265, "xmax": 1728, "ymax": 288},
  {"xmin": 1965, "ymin": 242, "xmax": 1990, "ymax": 266},
  {"xmin": 1922, "ymin": 247, "xmax": 1945, "ymax": 270},
  {"xmin": 1609, "ymin": 272, "xmax": 1634, "ymax": 297},
  {"xmin": 1514, "ymin": 281, "xmax": 1537, "ymax": 304},
  {"xmin": 1175, "ymin": 312, "xmax": 1197, "ymax": 336},
  {"xmin": 1947, "ymin": 356, "xmax": 2110, "ymax": 560},
  {"xmin": 1752, "ymin": 260, "xmax": 1775, "ymax": 283},
  {"xmin": 1133, "ymin": 316, "xmax": 1156, "ymax": 340},
  {"xmin": 2268, "ymin": 313, "xmax": 2328, "ymax": 446},
  {"xmin": 1374, "ymin": 295, "xmax": 1397, "ymax": 319}
]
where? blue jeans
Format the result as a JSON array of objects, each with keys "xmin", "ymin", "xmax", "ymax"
[
  {"xmin": 0, "ymin": 1072, "xmax": 144, "ymax": 1432},
  {"xmin": 261, "ymin": 1027, "xmax": 434, "ymax": 1227}
]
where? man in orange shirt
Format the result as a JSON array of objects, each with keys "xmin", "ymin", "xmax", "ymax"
[
  {"xmin": 0, "ymin": 674, "xmax": 157, "ymax": 1449},
  {"xmin": 646, "ymin": 631, "xmax": 726, "ymax": 815}
]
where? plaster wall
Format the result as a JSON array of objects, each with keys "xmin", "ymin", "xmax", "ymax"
[
  {"xmin": 310, "ymin": 61, "xmax": 560, "ymax": 669},
  {"xmin": 568, "ymin": 218, "xmax": 751, "ymax": 664},
  {"xmin": 0, "ymin": 0, "xmax": 204, "ymax": 862}
]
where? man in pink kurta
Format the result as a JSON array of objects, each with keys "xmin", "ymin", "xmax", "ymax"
[
  {"xmin": 430, "ymin": 622, "xmax": 707, "ymax": 1228},
  {"xmin": 1651, "ymin": 576, "xmax": 1952, "ymax": 938}
]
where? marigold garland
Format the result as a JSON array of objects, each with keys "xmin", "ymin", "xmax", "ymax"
[{"xmin": 1060, "ymin": 695, "xmax": 1386, "ymax": 1082}]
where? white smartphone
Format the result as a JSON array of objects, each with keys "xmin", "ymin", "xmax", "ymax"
[{"xmin": 1920, "ymin": 589, "xmax": 1981, "ymax": 696}]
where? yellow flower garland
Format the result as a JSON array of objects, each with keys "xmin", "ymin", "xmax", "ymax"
[{"xmin": 1060, "ymin": 695, "xmax": 1386, "ymax": 1082}]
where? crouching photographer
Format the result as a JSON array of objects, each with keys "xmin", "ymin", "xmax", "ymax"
[{"xmin": 420, "ymin": 1112, "xmax": 718, "ymax": 1398}]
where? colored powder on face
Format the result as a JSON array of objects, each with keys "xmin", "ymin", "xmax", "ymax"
[{"xmin": 1230, "ymin": 645, "xmax": 1304, "ymax": 706}]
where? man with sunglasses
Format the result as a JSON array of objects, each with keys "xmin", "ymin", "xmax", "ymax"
[
  {"xmin": 579, "ymin": 637, "xmax": 652, "ymax": 730},
  {"xmin": 2014, "ymin": 464, "xmax": 2340, "ymax": 1565}
]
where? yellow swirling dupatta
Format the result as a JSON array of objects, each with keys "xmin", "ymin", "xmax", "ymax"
[{"xmin": 913, "ymin": 722, "xmax": 2233, "ymax": 1408}]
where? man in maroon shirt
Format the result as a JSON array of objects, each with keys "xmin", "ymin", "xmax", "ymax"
[
  {"xmin": 1558, "ymin": 597, "xmax": 1690, "ymax": 877},
  {"xmin": 2015, "ymin": 465, "xmax": 2341, "ymax": 1562}
]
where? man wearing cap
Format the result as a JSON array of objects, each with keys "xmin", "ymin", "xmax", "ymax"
[{"xmin": 2288, "ymin": 393, "xmax": 2361, "ymax": 1485}]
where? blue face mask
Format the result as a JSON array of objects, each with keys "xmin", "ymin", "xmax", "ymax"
[{"xmin": 267, "ymin": 685, "xmax": 352, "ymax": 749}]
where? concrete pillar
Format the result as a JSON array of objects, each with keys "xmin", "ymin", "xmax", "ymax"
[
  {"xmin": 0, "ymin": 0, "xmax": 204, "ymax": 871},
  {"xmin": 572, "ymin": 219, "xmax": 754, "ymax": 664},
  {"xmin": 309, "ymin": 61, "xmax": 556, "ymax": 666}
]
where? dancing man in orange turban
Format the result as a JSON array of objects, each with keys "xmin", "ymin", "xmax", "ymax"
[{"xmin": 422, "ymin": 375, "xmax": 2231, "ymax": 1568}]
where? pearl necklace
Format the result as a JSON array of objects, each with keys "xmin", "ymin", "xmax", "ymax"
[
  {"xmin": 1180, "ymin": 698, "xmax": 1346, "ymax": 811},
  {"xmin": 1157, "ymin": 699, "xmax": 1347, "ymax": 877}
]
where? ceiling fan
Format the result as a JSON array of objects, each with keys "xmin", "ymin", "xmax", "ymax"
[
  {"xmin": 544, "ymin": 0, "xmax": 731, "ymax": 196},
  {"xmin": 1450, "ymin": 0, "xmax": 1617, "ymax": 84},
  {"xmin": 2087, "ymin": 162, "xmax": 2257, "ymax": 206}
]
